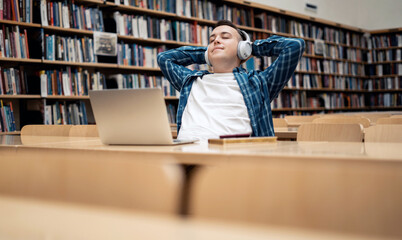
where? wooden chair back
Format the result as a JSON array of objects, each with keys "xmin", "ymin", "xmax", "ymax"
[
  {"xmin": 297, "ymin": 123, "xmax": 363, "ymax": 142},
  {"xmin": 376, "ymin": 118, "xmax": 402, "ymax": 125},
  {"xmin": 0, "ymin": 151, "xmax": 183, "ymax": 214},
  {"xmin": 354, "ymin": 113, "xmax": 391, "ymax": 123},
  {"xmin": 273, "ymin": 118, "xmax": 288, "ymax": 128},
  {"xmin": 69, "ymin": 125, "xmax": 99, "ymax": 137},
  {"xmin": 21, "ymin": 124, "xmax": 73, "ymax": 136},
  {"xmin": 189, "ymin": 163, "xmax": 402, "ymax": 237},
  {"xmin": 312, "ymin": 116, "xmax": 371, "ymax": 128},
  {"xmin": 284, "ymin": 115, "xmax": 320, "ymax": 127},
  {"xmin": 365, "ymin": 125, "xmax": 402, "ymax": 142}
]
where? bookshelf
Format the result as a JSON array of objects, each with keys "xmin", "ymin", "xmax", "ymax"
[
  {"xmin": 0, "ymin": 0, "xmax": 401, "ymax": 132},
  {"xmin": 365, "ymin": 28, "xmax": 402, "ymax": 110}
]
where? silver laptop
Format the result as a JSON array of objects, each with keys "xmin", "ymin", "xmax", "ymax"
[{"xmin": 89, "ymin": 88, "xmax": 195, "ymax": 145}]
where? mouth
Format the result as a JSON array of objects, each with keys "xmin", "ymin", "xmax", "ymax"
[{"xmin": 212, "ymin": 46, "xmax": 224, "ymax": 52}]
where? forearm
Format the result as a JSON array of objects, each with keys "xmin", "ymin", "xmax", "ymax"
[
  {"xmin": 157, "ymin": 46, "xmax": 207, "ymax": 91},
  {"xmin": 157, "ymin": 46, "xmax": 207, "ymax": 68},
  {"xmin": 252, "ymin": 35, "xmax": 305, "ymax": 59},
  {"xmin": 253, "ymin": 36, "xmax": 305, "ymax": 100}
]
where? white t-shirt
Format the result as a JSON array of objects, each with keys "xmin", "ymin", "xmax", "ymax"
[{"xmin": 178, "ymin": 73, "xmax": 252, "ymax": 141}]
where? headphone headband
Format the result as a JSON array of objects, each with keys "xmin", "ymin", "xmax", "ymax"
[{"xmin": 239, "ymin": 30, "xmax": 250, "ymax": 42}]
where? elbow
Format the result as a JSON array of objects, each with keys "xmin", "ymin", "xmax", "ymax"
[
  {"xmin": 288, "ymin": 38, "xmax": 305, "ymax": 58},
  {"xmin": 157, "ymin": 52, "xmax": 165, "ymax": 68},
  {"xmin": 297, "ymin": 38, "xmax": 306, "ymax": 56}
]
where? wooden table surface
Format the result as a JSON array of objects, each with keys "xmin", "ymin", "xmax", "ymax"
[{"xmin": 1, "ymin": 135, "xmax": 401, "ymax": 164}]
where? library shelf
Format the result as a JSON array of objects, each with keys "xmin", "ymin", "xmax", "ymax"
[
  {"xmin": 44, "ymin": 96, "xmax": 90, "ymax": 100},
  {"xmin": 328, "ymin": 106, "xmax": 370, "ymax": 111},
  {"xmin": 368, "ymin": 89, "xmax": 402, "ymax": 93},
  {"xmin": 369, "ymin": 28, "xmax": 402, "ymax": 35},
  {"xmin": 42, "ymin": 60, "xmax": 118, "ymax": 69},
  {"xmin": 282, "ymin": 88, "xmax": 367, "ymax": 93},
  {"xmin": 294, "ymin": 71, "xmax": 367, "ymax": 78},
  {"xmin": 0, "ymin": 58, "xmax": 42, "ymax": 64},
  {"xmin": 373, "ymin": 60, "xmax": 402, "ymax": 64},
  {"xmin": 272, "ymin": 107, "xmax": 326, "ymax": 112},
  {"xmin": 0, "ymin": 20, "xmax": 41, "ymax": 28},
  {"xmin": 302, "ymin": 54, "xmax": 364, "ymax": 64},
  {"xmin": 0, "ymin": 95, "xmax": 42, "ymax": 99},
  {"xmin": 42, "ymin": 26, "xmax": 95, "ymax": 36},
  {"xmin": 0, "ymin": 131, "xmax": 20, "ymax": 135},
  {"xmin": 117, "ymin": 65, "xmax": 161, "ymax": 72},
  {"xmin": 367, "ymin": 74, "xmax": 402, "ymax": 78},
  {"xmin": 372, "ymin": 46, "xmax": 402, "ymax": 51},
  {"xmin": 113, "ymin": 4, "xmax": 177, "ymax": 18},
  {"xmin": 370, "ymin": 106, "xmax": 402, "ymax": 110},
  {"xmin": 117, "ymin": 35, "xmax": 202, "ymax": 47}
]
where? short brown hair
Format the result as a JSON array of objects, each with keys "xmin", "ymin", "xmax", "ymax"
[{"xmin": 215, "ymin": 20, "xmax": 247, "ymax": 41}]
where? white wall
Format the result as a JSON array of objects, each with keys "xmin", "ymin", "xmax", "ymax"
[{"xmin": 249, "ymin": 0, "xmax": 402, "ymax": 31}]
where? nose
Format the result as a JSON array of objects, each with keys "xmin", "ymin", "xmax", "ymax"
[{"xmin": 213, "ymin": 36, "xmax": 221, "ymax": 44}]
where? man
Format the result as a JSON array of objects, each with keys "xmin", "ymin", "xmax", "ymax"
[{"xmin": 157, "ymin": 20, "xmax": 305, "ymax": 141}]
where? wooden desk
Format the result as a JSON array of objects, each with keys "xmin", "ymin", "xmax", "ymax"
[
  {"xmin": 1, "ymin": 135, "xmax": 402, "ymax": 164},
  {"xmin": 1, "ymin": 136, "xmax": 402, "ymax": 238},
  {"xmin": 0, "ymin": 195, "xmax": 387, "ymax": 240}
]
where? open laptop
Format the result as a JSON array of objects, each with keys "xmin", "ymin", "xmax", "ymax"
[{"xmin": 89, "ymin": 88, "xmax": 196, "ymax": 145}]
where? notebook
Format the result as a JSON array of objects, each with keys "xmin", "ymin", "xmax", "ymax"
[{"xmin": 89, "ymin": 88, "xmax": 196, "ymax": 145}]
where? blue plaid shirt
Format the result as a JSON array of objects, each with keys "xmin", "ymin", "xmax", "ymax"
[{"xmin": 157, "ymin": 35, "xmax": 305, "ymax": 137}]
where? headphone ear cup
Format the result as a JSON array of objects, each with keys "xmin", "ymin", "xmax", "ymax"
[
  {"xmin": 205, "ymin": 49, "xmax": 212, "ymax": 66},
  {"xmin": 237, "ymin": 41, "xmax": 252, "ymax": 60}
]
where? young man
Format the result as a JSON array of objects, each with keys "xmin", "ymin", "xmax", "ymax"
[{"xmin": 157, "ymin": 20, "xmax": 305, "ymax": 141}]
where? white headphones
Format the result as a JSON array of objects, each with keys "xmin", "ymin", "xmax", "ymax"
[{"xmin": 205, "ymin": 30, "xmax": 252, "ymax": 66}]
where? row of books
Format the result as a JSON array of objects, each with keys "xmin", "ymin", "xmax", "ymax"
[
  {"xmin": 368, "ymin": 34, "xmax": 402, "ymax": 49},
  {"xmin": 255, "ymin": 12, "xmax": 365, "ymax": 47},
  {"xmin": 44, "ymin": 100, "xmax": 88, "ymax": 125},
  {"xmin": 114, "ymin": 0, "xmax": 176, "ymax": 13},
  {"xmin": 40, "ymin": 0, "xmax": 104, "ymax": 31},
  {"xmin": 114, "ymin": 12, "xmax": 212, "ymax": 45},
  {"xmin": 218, "ymin": 4, "xmax": 252, "ymax": 27},
  {"xmin": 287, "ymin": 74, "xmax": 363, "ymax": 90},
  {"xmin": 114, "ymin": 0, "xmax": 252, "ymax": 26},
  {"xmin": 371, "ymin": 63, "xmax": 402, "ymax": 76},
  {"xmin": 40, "ymin": 68, "xmax": 106, "ymax": 97},
  {"xmin": 304, "ymin": 40, "xmax": 363, "ymax": 62},
  {"xmin": 366, "ymin": 49, "xmax": 402, "ymax": 63},
  {"xmin": 44, "ymin": 34, "xmax": 96, "ymax": 63},
  {"xmin": 115, "ymin": 0, "xmax": 248, "ymax": 25},
  {"xmin": 0, "ymin": 0, "xmax": 32, "ymax": 23},
  {"xmin": 0, "ymin": 100, "xmax": 16, "ymax": 132},
  {"xmin": 319, "ymin": 93, "xmax": 365, "ymax": 109},
  {"xmin": 0, "ymin": 66, "xmax": 28, "ymax": 95},
  {"xmin": 166, "ymin": 102, "xmax": 176, "ymax": 124},
  {"xmin": 117, "ymin": 43, "xmax": 164, "ymax": 67},
  {"xmin": 109, "ymin": 73, "xmax": 179, "ymax": 97},
  {"xmin": 297, "ymin": 57, "xmax": 365, "ymax": 76},
  {"xmin": 109, "ymin": 73, "xmax": 161, "ymax": 89},
  {"xmin": 0, "ymin": 25, "xmax": 30, "ymax": 58},
  {"xmin": 365, "ymin": 77, "xmax": 401, "ymax": 91},
  {"xmin": 367, "ymin": 93, "xmax": 402, "ymax": 108},
  {"xmin": 271, "ymin": 91, "xmax": 365, "ymax": 110}
]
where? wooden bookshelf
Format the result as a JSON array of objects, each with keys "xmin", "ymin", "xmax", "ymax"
[
  {"xmin": 1, "ymin": 0, "xmax": 401, "ymax": 131},
  {"xmin": 0, "ymin": 95, "xmax": 41, "ymax": 99}
]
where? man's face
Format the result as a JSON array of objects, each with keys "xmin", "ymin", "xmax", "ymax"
[{"xmin": 207, "ymin": 25, "xmax": 242, "ymax": 66}]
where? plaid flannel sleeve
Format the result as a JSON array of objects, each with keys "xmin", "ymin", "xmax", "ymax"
[
  {"xmin": 157, "ymin": 46, "xmax": 207, "ymax": 92},
  {"xmin": 252, "ymin": 35, "xmax": 305, "ymax": 101}
]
